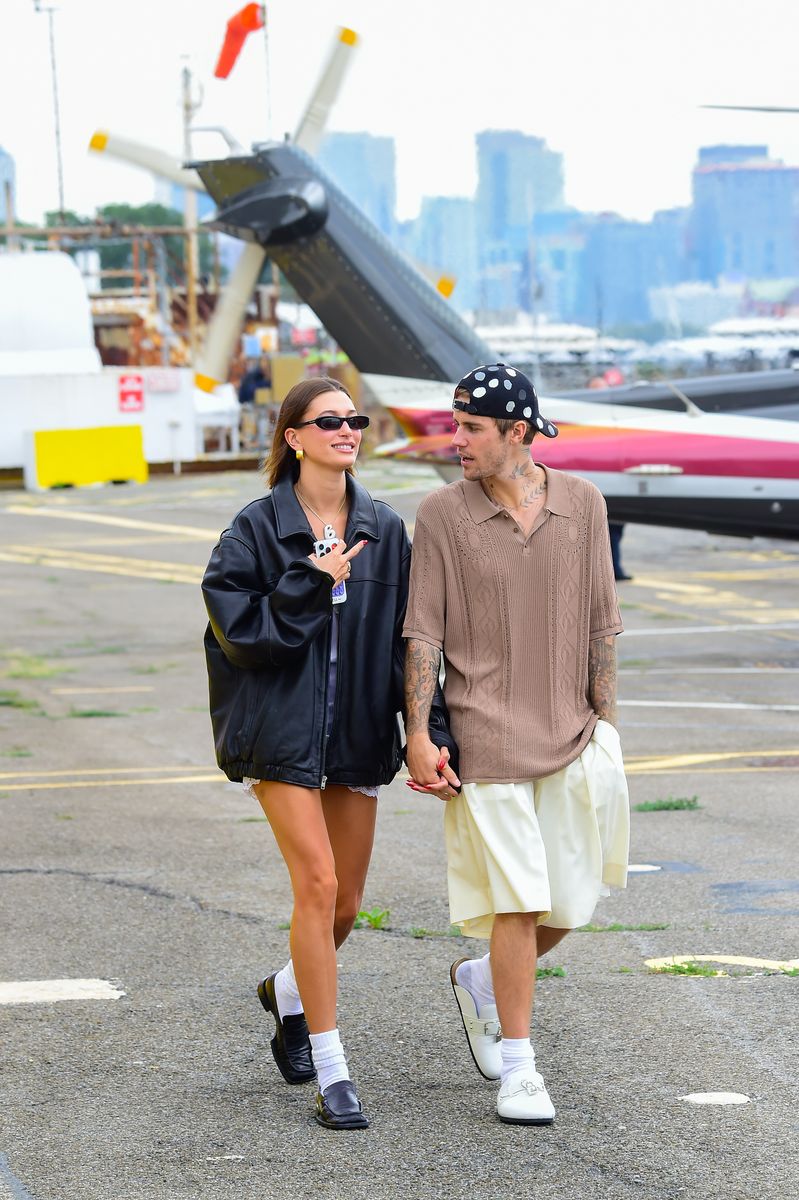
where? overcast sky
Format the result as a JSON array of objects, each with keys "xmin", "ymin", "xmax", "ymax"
[{"xmin": 3, "ymin": 0, "xmax": 799, "ymax": 225}]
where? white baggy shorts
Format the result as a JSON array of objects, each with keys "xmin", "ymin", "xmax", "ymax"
[{"xmin": 445, "ymin": 720, "xmax": 630, "ymax": 939}]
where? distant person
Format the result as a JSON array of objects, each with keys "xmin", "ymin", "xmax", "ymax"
[
  {"xmin": 609, "ymin": 521, "xmax": 632, "ymax": 581},
  {"xmin": 238, "ymin": 355, "xmax": 272, "ymax": 405},
  {"xmin": 202, "ymin": 377, "xmax": 452, "ymax": 1130},
  {"xmin": 403, "ymin": 363, "xmax": 630, "ymax": 1126}
]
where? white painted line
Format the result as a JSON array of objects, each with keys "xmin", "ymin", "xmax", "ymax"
[
  {"xmin": 628, "ymin": 864, "xmax": 662, "ymax": 873},
  {"xmin": 619, "ymin": 700, "xmax": 799, "ymax": 712},
  {"xmin": 50, "ymin": 685, "xmax": 155, "ymax": 695},
  {"xmin": 0, "ymin": 978, "xmax": 125, "ymax": 1005},
  {"xmin": 620, "ymin": 667, "xmax": 799, "ymax": 675},
  {"xmin": 681, "ymin": 1092, "xmax": 751, "ymax": 1106},
  {"xmin": 623, "ymin": 622, "xmax": 799, "ymax": 637}
]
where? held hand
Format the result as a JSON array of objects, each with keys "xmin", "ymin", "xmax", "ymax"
[
  {"xmin": 406, "ymin": 734, "xmax": 461, "ymax": 801},
  {"xmin": 308, "ymin": 539, "xmax": 367, "ymax": 587}
]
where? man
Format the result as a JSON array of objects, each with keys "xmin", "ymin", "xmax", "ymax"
[{"xmin": 403, "ymin": 363, "xmax": 629, "ymax": 1126}]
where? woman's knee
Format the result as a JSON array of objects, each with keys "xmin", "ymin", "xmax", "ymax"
[
  {"xmin": 292, "ymin": 865, "xmax": 338, "ymax": 916},
  {"xmin": 333, "ymin": 891, "xmax": 363, "ymax": 939}
]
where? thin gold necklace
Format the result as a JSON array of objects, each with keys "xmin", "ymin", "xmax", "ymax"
[{"xmin": 295, "ymin": 486, "xmax": 347, "ymax": 527}]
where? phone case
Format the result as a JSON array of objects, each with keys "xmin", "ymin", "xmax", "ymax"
[{"xmin": 315, "ymin": 525, "xmax": 347, "ymax": 604}]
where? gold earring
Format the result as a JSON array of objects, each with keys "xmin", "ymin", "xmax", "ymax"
[{"xmin": 295, "ymin": 447, "xmax": 304, "ymax": 461}]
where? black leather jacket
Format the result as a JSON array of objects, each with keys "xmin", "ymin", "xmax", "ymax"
[{"xmin": 202, "ymin": 474, "xmax": 455, "ymax": 789}]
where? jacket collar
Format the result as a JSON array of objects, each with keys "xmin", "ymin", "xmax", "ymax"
[
  {"xmin": 271, "ymin": 473, "xmax": 381, "ymax": 542},
  {"xmin": 462, "ymin": 463, "xmax": 573, "ymax": 524}
]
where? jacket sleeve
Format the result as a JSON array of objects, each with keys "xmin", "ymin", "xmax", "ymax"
[{"xmin": 202, "ymin": 531, "xmax": 333, "ymax": 669}]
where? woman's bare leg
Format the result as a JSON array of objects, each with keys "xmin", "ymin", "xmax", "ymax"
[
  {"xmin": 254, "ymin": 781, "xmax": 338, "ymax": 1034},
  {"xmin": 321, "ymin": 786, "xmax": 378, "ymax": 948}
]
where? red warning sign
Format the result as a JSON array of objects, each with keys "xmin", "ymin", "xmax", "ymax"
[{"xmin": 119, "ymin": 373, "xmax": 145, "ymax": 413}]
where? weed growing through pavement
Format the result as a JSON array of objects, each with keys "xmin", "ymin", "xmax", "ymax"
[
  {"xmin": 354, "ymin": 907, "xmax": 390, "ymax": 930},
  {"xmin": 536, "ymin": 966, "xmax": 566, "ymax": 979},
  {"xmin": 67, "ymin": 707, "xmax": 126, "ymax": 718},
  {"xmin": 132, "ymin": 662, "xmax": 180, "ymax": 675},
  {"xmin": 408, "ymin": 926, "xmax": 462, "ymax": 939},
  {"xmin": 782, "ymin": 968, "xmax": 799, "ymax": 977},
  {"xmin": 0, "ymin": 746, "xmax": 32, "ymax": 758},
  {"xmin": 577, "ymin": 922, "xmax": 670, "ymax": 933},
  {"xmin": 3, "ymin": 655, "xmax": 70, "ymax": 680},
  {"xmin": 651, "ymin": 961, "xmax": 721, "ymax": 977},
  {"xmin": 617, "ymin": 967, "xmax": 634, "ymax": 974},
  {"xmin": 238, "ymin": 816, "xmax": 267, "ymax": 822},
  {"xmin": 0, "ymin": 691, "xmax": 42, "ymax": 712},
  {"xmin": 634, "ymin": 796, "xmax": 701, "ymax": 812},
  {"xmin": 55, "ymin": 813, "xmax": 74, "ymax": 820}
]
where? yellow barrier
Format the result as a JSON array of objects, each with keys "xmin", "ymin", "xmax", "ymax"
[{"xmin": 24, "ymin": 426, "xmax": 148, "ymax": 491}]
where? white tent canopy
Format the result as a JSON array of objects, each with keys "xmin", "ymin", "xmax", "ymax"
[{"xmin": 0, "ymin": 251, "xmax": 101, "ymax": 376}]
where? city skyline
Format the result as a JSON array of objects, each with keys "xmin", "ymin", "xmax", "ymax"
[{"xmin": 3, "ymin": 0, "xmax": 799, "ymax": 226}]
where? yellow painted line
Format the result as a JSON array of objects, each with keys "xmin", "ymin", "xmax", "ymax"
[
  {"xmin": 683, "ymin": 568, "xmax": 799, "ymax": 582},
  {"xmin": 4, "ymin": 505, "xmax": 219, "ymax": 539},
  {"xmin": 646, "ymin": 954, "xmax": 799, "ymax": 972},
  {"xmin": 8, "ymin": 544, "xmax": 200, "ymax": 571},
  {"xmin": 0, "ymin": 765, "xmax": 216, "ymax": 781},
  {"xmin": 626, "ymin": 748, "xmax": 799, "ymax": 771},
  {"xmin": 0, "ymin": 775, "xmax": 221, "ymax": 792},
  {"xmin": 49, "ymin": 686, "xmax": 155, "ymax": 696},
  {"xmin": 0, "ymin": 550, "xmax": 202, "ymax": 585}
]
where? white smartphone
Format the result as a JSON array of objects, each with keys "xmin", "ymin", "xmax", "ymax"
[{"xmin": 315, "ymin": 523, "xmax": 347, "ymax": 604}]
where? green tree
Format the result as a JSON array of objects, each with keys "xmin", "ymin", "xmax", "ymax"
[{"xmin": 96, "ymin": 202, "xmax": 215, "ymax": 289}]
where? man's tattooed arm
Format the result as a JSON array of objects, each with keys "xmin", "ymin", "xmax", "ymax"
[
  {"xmin": 404, "ymin": 638, "xmax": 441, "ymax": 736},
  {"xmin": 588, "ymin": 635, "xmax": 617, "ymax": 725}
]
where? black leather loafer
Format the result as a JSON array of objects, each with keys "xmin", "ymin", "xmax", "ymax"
[
  {"xmin": 314, "ymin": 1080, "xmax": 369, "ymax": 1130},
  {"xmin": 257, "ymin": 973, "xmax": 315, "ymax": 1085}
]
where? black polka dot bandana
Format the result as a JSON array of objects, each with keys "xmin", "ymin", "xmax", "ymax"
[{"xmin": 453, "ymin": 363, "xmax": 559, "ymax": 438}]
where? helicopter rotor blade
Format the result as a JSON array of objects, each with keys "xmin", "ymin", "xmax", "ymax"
[
  {"xmin": 702, "ymin": 104, "xmax": 799, "ymax": 114},
  {"xmin": 88, "ymin": 131, "xmax": 206, "ymax": 191},
  {"xmin": 293, "ymin": 27, "xmax": 359, "ymax": 155}
]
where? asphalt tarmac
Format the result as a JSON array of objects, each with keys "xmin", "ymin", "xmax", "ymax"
[{"xmin": 1, "ymin": 461, "xmax": 797, "ymax": 1200}]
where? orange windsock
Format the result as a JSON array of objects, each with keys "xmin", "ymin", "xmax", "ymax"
[{"xmin": 214, "ymin": 3, "xmax": 265, "ymax": 79}]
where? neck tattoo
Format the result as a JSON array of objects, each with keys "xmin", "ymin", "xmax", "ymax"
[
  {"xmin": 489, "ymin": 468, "xmax": 546, "ymax": 513},
  {"xmin": 294, "ymin": 486, "xmax": 347, "ymax": 527}
]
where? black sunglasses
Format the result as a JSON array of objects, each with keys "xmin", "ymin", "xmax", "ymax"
[{"xmin": 295, "ymin": 414, "xmax": 370, "ymax": 431}]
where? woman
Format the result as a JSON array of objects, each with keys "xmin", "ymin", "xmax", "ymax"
[{"xmin": 202, "ymin": 377, "xmax": 447, "ymax": 1131}]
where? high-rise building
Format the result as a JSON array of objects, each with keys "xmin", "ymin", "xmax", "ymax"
[
  {"xmin": 573, "ymin": 210, "xmax": 688, "ymax": 328},
  {"xmin": 0, "ymin": 146, "xmax": 16, "ymax": 222},
  {"xmin": 690, "ymin": 145, "xmax": 799, "ymax": 282},
  {"xmin": 317, "ymin": 132, "xmax": 397, "ymax": 238},
  {"xmin": 475, "ymin": 131, "xmax": 564, "ymax": 313},
  {"xmin": 407, "ymin": 196, "xmax": 478, "ymax": 313}
]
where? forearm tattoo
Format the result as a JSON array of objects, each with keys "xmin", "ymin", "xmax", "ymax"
[
  {"xmin": 588, "ymin": 635, "xmax": 617, "ymax": 724},
  {"xmin": 404, "ymin": 638, "xmax": 441, "ymax": 736}
]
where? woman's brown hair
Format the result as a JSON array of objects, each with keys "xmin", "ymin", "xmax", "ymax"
[{"xmin": 264, "ymin": 376, "xmax": 353, "ymax": 489}]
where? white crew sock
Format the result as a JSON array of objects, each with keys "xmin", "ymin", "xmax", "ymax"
[
  {"xmin": 455, "ymin": 953, "xmax": 496, "ymax": 1013},
  {"xmin": 309, "ymin": 1029, "xmax": 351, "ymax": 1095},
  {"xmin": 500, "ymin": 1037, "xmax": 536, "ymax": 1085},
  {"xmin": 274, "ymin": 959, "xmax": 304, "ymax": 1018}
]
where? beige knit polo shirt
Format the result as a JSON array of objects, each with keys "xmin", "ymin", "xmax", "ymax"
[{"xmin": 404, "ymin": 465, "xmax": 623, "ymax": 783}]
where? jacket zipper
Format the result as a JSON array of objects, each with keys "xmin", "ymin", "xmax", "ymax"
[{"xmin": 319, "ymin": 607, "xmax": 338, "ymax": 790}]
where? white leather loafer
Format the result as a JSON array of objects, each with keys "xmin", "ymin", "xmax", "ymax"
[
  {"xmin": 496, "ymin": 1064, "xmax": 555, "ymax": 1125},
  {"xmin": 450, "ymin": 958, "xmax": 502, "ymax": 1080}
]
